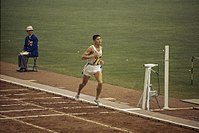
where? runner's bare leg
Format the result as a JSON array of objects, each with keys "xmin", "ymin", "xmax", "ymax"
[
  {"xmin": 94, "ymin": 71, "xmax": 103, "ymax": 100},
  {"xmin": 77, "ymin": 75, "xmax": 90, "ymax": 96}
]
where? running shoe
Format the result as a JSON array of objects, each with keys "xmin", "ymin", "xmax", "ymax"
[
  {"xmin": 75, "ymin": 95, "xmax": 79, "ymax": 101},
  {"xmin": 94, "ymin": 99, "xmax": 100, "ymax": 106}
]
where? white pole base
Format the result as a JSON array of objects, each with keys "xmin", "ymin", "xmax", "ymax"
[{"xmin": 163, "ymin": 107, "xmax": 170, "ymax": 110}]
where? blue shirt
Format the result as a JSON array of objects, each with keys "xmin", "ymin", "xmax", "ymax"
[{"xmin": 23, "ymin": 34, "xmax": 38, "ymax": 57}]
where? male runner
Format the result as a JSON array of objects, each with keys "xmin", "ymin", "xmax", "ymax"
[{"xmin": 75, "ymin": 34, "xmax": 104, "ymax": 105}]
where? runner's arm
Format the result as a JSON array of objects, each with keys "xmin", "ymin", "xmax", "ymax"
[{"xmin": 81, "ymin": 47, "xmax": 98, "ymax": 60}]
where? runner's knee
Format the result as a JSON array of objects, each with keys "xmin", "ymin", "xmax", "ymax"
[{"xmin": 98, "ymin": 81, "xmax": 103, "ymax": 86}]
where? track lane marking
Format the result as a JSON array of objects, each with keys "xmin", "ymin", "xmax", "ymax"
[
  {"xmin": 0, "ymin": 113, "xmax": 64, "ymax": 120},
  {"xmin": 0, "ymin": 96, "xmax": 62, "ymax": 101},
  {"xmin": 41, "ymin": 101, "xmax": 78, "ymax": 104},
  {"xmin": 0, "ymin": 89, "xmax": 28, "ymax": 91},
  {"xmin": 1, "ymin": 75, "xmax": 199, "ymax": 131},
  {"xmin": 0, "ymin": 111, "xmax": 118, "ymax": 120},
  {"xmin": 1, "ymin": 82, "xmax": 133, "ymax": 133},
  {"xmin": 0, "ymin": 92, "xmax": 46, "ymax": 97},
  {"xmin": 13, "ymin": 95, "xmax": 133, "ymax": 132},
  {"xmin": 1, "ymin": 103, "xmax": 30, "ymax": 107},
  {"xmin": 0, "ymin": 108, "xmax": 46, "ymax": 113},
  {"xmin": 0, "ymin": 114, "xmax": 58, "ymax": 133}
]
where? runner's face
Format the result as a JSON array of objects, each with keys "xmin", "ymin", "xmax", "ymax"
[{"xmin": 94, "ymin": 37, "xmax": 102, "ymax": 45}]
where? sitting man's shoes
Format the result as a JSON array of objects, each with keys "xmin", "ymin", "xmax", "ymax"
[{"xmin": 17, "ymin": 68, "xmax": 26, "ymax": 72}]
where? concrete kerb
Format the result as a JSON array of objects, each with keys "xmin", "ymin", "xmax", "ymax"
[{"xmin": 0, "ymin": 74, "xmax": 199, "ymax": 131}]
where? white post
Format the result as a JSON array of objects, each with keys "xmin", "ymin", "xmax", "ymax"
[
  {"xmin": 164, "ymin": 45, "xmax": 169, "ymax": 109},
  {"xmin": 142, "ymin": 67, "xmax": 149, "ymax": 110},
  {"xmin": 141, "ymin": 64, "xmax": 158, "ymax": 110},
  {"xmin": 146, "ymin": 69, "xmax": 151, "ymax": 111}
]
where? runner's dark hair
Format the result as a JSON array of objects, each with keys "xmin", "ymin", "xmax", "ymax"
[{"xmin": 92, "ymin": 34, "xmax": 101, "ymax": 40}]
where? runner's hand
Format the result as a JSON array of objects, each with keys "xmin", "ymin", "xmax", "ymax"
[{"xmin": 100, "ymin": 60, "xmax": 104, "ymax": 64}]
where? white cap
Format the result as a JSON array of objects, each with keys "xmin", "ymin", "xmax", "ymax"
[
  {"xmin": 26, "ymin": 26, "xmax": 34, "ymax": 31},
  {"xmin": 144, "ymin": 64, "xmax": 158, "ymax": 68}
]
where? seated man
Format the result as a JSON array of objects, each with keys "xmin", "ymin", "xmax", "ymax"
[{"xmin": 17, "ymin": 26, "xmax": 38, "ymax": 72}]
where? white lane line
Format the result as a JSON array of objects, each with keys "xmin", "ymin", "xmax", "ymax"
[
  {"xmin": 102, "ymin": 104, "xmax": 199, "ymax": 131},
  {"xmin": 0, "ymin": 113, "xmax": 64, "ymax": 120},
  {"xmin": 1, "ymin": 103, "xmax": 30, "ymax": 107},
  {"xmin": 0, "ymin": 94, "xmax": 12, "ymax": 97},
  {"xmin": 64, "ymin": 113, "xmax": 133, "ymax": 133},
  {"xmin": 24, "ymin": 80, "xmax": 37, "ymax": 82},
  {"xmin": 14, "ymin": 92, "xmax": 46, "ymax": 96},
  {"xmin": 102, "ymin": 97, "xmax": 116, "ymax": 101},
  {"xmin": 69, "ymin": 111, "xmax": 118, "ymax": 116},
  {"xmin": 0, "ymin": 89, "xmax": 28, "ymax": 92},
  {"xmin": 1, "ymin": 101, "xmax": 131, "ymax": 132},
  {"xmin": 1, "ymin": 77, "xmax": 199, "ymax": 131},
  {"xmin": 63, "ymin": 106, "xmax": 99, "ymax": 109},
  {"xmin": 17, "ymin": 98, "xmax": 132, "ymax": 132},
  {"xmin": 0, "ymin": 108, "xmax": 46, "ymax": 113},
  {"xmin": 0, "ymin": 102, "xmax": 77, "ymax": 107},
  {"xmin": 0, "ymin": 97, "xmax": 62, "ymax": 101},
  {"xmin": 0, "ymin": 80, "xmax": 132, "ymax": 132},
  {"xmin": 0, "ymin": 112, "xmax": 118, "ymax": 120},
  {"xmin": 121, "ymin": 108, "xmax": 142, "ymax": 111},
  {"xmin": 0, "ymin": 92, "xmax": 46, "ymax": 97},
  {"xmin": 0, "ymin": 98, "xmax": 27, "ymax": 101},
  {"xmin": 31, "ymin": 97, "xmax": 62, "ymax": 100},
  {"xmin": 41, "ymin": 101, "xmax": 77, "ymax": 104},
  {"xmin": 0, "ymin": 114, "xmax": 58, "ymax": 133}
]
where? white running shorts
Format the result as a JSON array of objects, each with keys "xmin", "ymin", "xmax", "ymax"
[{"xmin": 82, "ymin": 64, "xmax": 102, "ymax": 77}]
